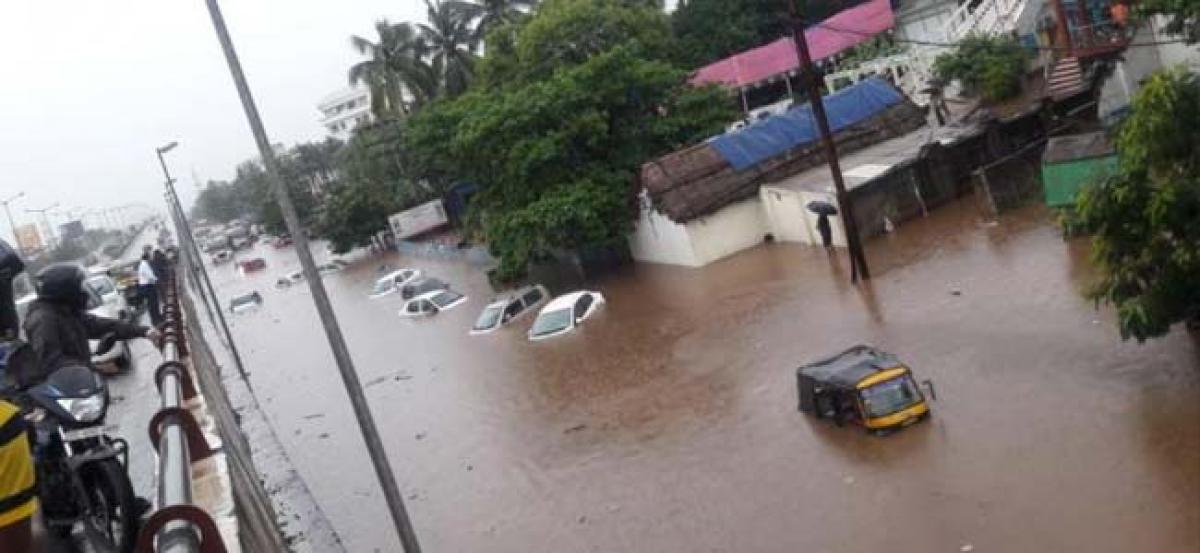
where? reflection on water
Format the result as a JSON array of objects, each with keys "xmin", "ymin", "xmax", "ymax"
[{"xmin": 210, "ymin": 200, "xmax": 1198, "ymax": 552}]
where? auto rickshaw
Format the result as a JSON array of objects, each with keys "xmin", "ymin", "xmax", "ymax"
[{"xmin": 797, "ymin": 345, "xmax": 934, "ymax": 433}]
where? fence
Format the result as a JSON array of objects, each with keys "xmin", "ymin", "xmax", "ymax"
[
  {"xmin": 163, "ymin": 194, "xmax": 345, "ymax": 552},
  {"xmin": 135, "ymin": 271, "xmax": 229, "ymax": 552}
]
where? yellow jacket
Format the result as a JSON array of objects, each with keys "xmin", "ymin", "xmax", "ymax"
[{"xmin": 0, "ymin": 400, "xmax": 36, "ymax": 528}]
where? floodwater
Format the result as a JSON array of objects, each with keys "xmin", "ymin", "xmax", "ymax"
[{"xmin": 208, "ymin": 199, "xmax": 1199, "ymax": 553}]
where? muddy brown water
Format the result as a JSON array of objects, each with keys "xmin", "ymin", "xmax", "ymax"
[{"xmin": 208, "ymin": 200, "xmax": 1199, "ymax": 552}]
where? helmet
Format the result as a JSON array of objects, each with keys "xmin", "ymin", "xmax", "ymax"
[
  {"xmin": 0, "ymin": 239, "xmax": 25, "ymax": 339},
  {"xmin": 35, "ymin": 263, "xmax": 89, "ymax": 311}
]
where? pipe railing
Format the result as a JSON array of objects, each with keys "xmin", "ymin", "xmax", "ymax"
[{"xmin": 136, "ymin": 265, "xmax": 228, "ymax": 553}]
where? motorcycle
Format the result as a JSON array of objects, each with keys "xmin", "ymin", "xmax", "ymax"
[{"xmin": 2, "ymin": 335, "xmax": 139, "ymax": 553}]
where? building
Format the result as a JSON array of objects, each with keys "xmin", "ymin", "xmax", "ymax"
[{"xmin": 317, "ymin": 86, "xmax": 372, "ymax": 140}]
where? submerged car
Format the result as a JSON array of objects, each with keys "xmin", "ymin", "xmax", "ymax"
[
  {"xmin": 317, "ymin": 260, "xmax": 348, "ymax": 276},
  {"xmin": 470, "ymin": 285, "xmax": 549, "ymax": 335},
  {"xmin": 238, "ymin": 258, "xmax": 267, "ymax": 273},
  {"xmin": 229, "ymin": 291, "xmax": 263, "ymax": 314},
  {"xmin": 528, "ymin": 291, "xmax": 605, "ymax": 341},
  {"xmin": 369, "ymin": 268, "xmax": 422, "ymax": 299},
  {"xmin": 796, "ymin": 345, "xmax": 934, "ymax": 434},
  {"xmin": 399, "ymin": 289, "xmax": 468, "ymax": 318},
  {"xmin": 399, "ymin": 277, "xmax": 448, "ymax": 300}
]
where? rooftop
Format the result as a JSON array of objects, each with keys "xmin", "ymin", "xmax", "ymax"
[{"xmin": 769, "ymin": 121, "xmax": 984, "ymax": 194}]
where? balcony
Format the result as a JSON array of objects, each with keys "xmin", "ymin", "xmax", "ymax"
[
  {"xmin": 1066, "ymin": 21, "xmax": 1132, "ymax": 57},
  {"xmin": 1058, "ymin": 0, "xmax": 1133, "ymax": 58}
]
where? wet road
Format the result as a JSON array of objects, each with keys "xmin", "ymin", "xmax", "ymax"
[{"xmin": 209, "ymin": 200, "xmax": 1198, "ymax": 552}]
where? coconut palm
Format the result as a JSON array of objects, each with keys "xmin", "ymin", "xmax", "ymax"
[
  {"xmin": 449, "ymin": 0, "xmax": 537, "ymax": 44},
  {"xmin": 419, "ymin": 0, "xmax": 479, "ymax": 97},
  {"xmin": 349, "ymin": 21, "xmax": 439, "ymax": 117}
]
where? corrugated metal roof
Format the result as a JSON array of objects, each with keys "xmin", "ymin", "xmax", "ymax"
[{"xmin": 1043, "ymin": 131, "xmax": 1114, "ymax": 164}]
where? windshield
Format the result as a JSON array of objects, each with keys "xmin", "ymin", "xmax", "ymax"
[
  {"xmin": 430, "ymin": 291, "xmax": 462, "ymax": 307},
  {"xmin": 232, "ymin": 295, "xmax": 258, "ymax": 308},
  {"xmin": 372, "ymin": 278, "xmax": 393, "ymax": 295},
  {"xmin": 474, "ymin": 305, "xmax": 504, "ymax": 331},
  {"xmin": 530, "ymin": 308, "xmax": 573, "ymax": 337},
  {"xmin": 87, "ymin": 276, "xmax": 115, "ymax": 296},
  {"xmin": 860, "ymin": 375, "xmax": 921, "ymax": 418}
]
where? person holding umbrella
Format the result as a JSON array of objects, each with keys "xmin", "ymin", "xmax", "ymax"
[{"xmin": 808, "ymin": 200, "xmax": 838, "ymax": 251}]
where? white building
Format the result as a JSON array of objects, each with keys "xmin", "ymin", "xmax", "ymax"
[{"xmin": 317, "ymin": 86, "xmax": 372, "ymax": 140}]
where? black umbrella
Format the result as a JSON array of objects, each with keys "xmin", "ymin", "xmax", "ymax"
[{"xmin": 807, "ymin": 200, "xmax": 838, "ymax": 216}]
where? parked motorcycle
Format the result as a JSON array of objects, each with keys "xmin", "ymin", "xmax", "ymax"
[{"xmin": 3, "ymin": 335, "xmax": 139, "ymax": 553}]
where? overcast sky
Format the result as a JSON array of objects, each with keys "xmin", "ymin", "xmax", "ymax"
[{"xmin": 0, "ymin": 0, "xmax": 428, "ymax": 244}]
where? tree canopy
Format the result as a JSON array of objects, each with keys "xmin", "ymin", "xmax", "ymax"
[
  {"xmin": 191, "ymin": 140, "xmax": 340, "ymax": 235},
  {"xmin": 1138, "ymin": 0, "xmax": 1200, "ymax": 43},
  {"xmin": 933, "ymin": 35, "xmax": 1030, "ymax": 102},
  {"xmin": 406, "ymin": 0, "xmax": 734, "ymax": 279},
  {"xmin": 1074, "ymin": 69, "xmax": 1200, "ymax": 341}
]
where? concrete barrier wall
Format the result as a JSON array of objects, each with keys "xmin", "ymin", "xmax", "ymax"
[{"xmin": 178, "ymin": 264, "xmax": 345, "ymax": 553}]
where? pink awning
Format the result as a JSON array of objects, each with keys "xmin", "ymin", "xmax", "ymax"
[{"xmin": 689, "ymin": 0, "xmax": 895, "ymax": 89}]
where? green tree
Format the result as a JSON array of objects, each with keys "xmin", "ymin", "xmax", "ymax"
[
  {"xmin": 350, "ymin": 20, "xmax": 428, "ymax": 117},
  {"xmin": 933, "ymin": 35, "xmax": 1030, "ymax": 102},
  {"xmin": 419, "ymin": 0, "xmax": 479, "ymax": 97},
  {"xmin": 450, "ymin": 0, "xmax": 538, "ymax": 45},
  {"xmin": 1074, "ymin": 69, "xmax": 1200, "ymax": 341},
  {"xmin": 408, "ymin": 43, "xmax": 733, "ymax": 279},
  {"xmin": 1137, "ymin": 0, "xmax": 1200, "ymax": 43}
]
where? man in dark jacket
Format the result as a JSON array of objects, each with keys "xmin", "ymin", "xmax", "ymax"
[{"xmin": 21, "ymin": 264, "xmax": 160, "ymax": 385}]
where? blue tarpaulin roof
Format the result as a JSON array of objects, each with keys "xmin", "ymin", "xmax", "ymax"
[{"xmin": 710, "ymin": 77, "xmax": 905, "ymax": 171}]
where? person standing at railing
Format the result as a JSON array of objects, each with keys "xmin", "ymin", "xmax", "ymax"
[{"xmin": 138, "ymin": 252, "xmax": 162, "ymax": 327}]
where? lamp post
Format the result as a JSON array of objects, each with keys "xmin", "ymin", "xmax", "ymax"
[
  {"xmin": 155, "ymin": 142, "xmax": 249, "ymax": 383},
  {"xmin": 26, "ymin": 202, "xmax": 59, "ymax": 250},
  {"xmin": 202, "ymin": 1, "xmax": 422, "ymax": 550},
  {"xmin": 1, "ymin": 192, "xmax": 25, "ymax": 254}
]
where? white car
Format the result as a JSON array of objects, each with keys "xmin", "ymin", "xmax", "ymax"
[
  {"xmin": 528, "ymin": 291, "xmax": 605, "ymax": 341},
  {"xmin": 470, "ymin": 285, "xmax": 549, "ymax": 335},
  {"xmin": 399, "ymin": 290, "xmax": 468, "ymax": 318},
  {"xmin": 229, "ymin": 291, "xmax": 263, "ymax": 314},
  {"xmin": 274, "ymin": 271, "xmax": 304, "ymax": 289},
  {"xmin": 317, "ymin": 260, "xmax": 348, "ymax": 276},
  {"xmin": 84, "ymin": 273, "xmax": 131, "ymax": 323},
  {"xmin": 369, "ymin": 268, "xmax": 422, "ymax": 299}
]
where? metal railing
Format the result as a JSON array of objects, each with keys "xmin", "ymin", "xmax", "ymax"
[
  {"xmin": 135, "ymin": 269, "xmax": 228, "ymax": 553},
  {"xmin": 944, "ymin": 0, "xmax": 1027, "ymax": 42}
]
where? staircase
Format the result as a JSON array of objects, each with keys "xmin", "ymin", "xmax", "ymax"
[
  {"xmin": 943, "ymin": 0, "xmax": 1030, "ymax": 42},
  {"xmin": 1046, "ymin": 56, "xmax": 1086, "ymax": 99},
  {"xmin": 824, "ymin": 46, "xmax": 950, "ymax": 105}
]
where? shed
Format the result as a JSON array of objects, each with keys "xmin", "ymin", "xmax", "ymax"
[{"xmin": 1042, "ymin": 131, "xmax": 1117, "ymax": 207}]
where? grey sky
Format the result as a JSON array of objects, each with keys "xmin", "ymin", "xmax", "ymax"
[{"xmin": 0, "ymin": 0, "xmax": 426, "ymax": 243}]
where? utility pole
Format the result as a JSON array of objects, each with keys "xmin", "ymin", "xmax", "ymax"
[
  {"xmin": 201, "ymin": 1, "xmax": 423, "ymax": 551},
  {"xmin": 0, "ymin": 192, "xmax": 25, "ymax": 254},
  {"xmin": 786, "ymin": 0, "xmax": 870, "ymax": 282}
]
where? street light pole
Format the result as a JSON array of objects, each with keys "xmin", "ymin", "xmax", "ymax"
[
  {"xmin": 1, "ymin": 192, "xmax": 26, "ymax": 254},
  {"xmin": 155, "ymin": 142, "xmax": 249, "ymax": 384},
  {"xmin": 201, "ymin": 1, "xmax": 422, "ymax": 550},
  {"xmin": 785, "ymin": 0, "xmax": 870, "ymax": 282}
]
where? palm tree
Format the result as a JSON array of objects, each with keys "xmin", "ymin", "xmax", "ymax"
[
  {"xmin": 349, "ymin": 21, "xmax": 438, "ymax": 117},
  {"xmin": 449, "ymin": 0, "xmax": 537, "ymax": 45},
  {"xmin": 419, "ymin": 0, "xmax": 479, "ymax": 97}
]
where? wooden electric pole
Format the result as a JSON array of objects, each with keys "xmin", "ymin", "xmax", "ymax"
[{"xmin": 786, "ymin": 0, "xmax": 871, "ymax": 282}]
